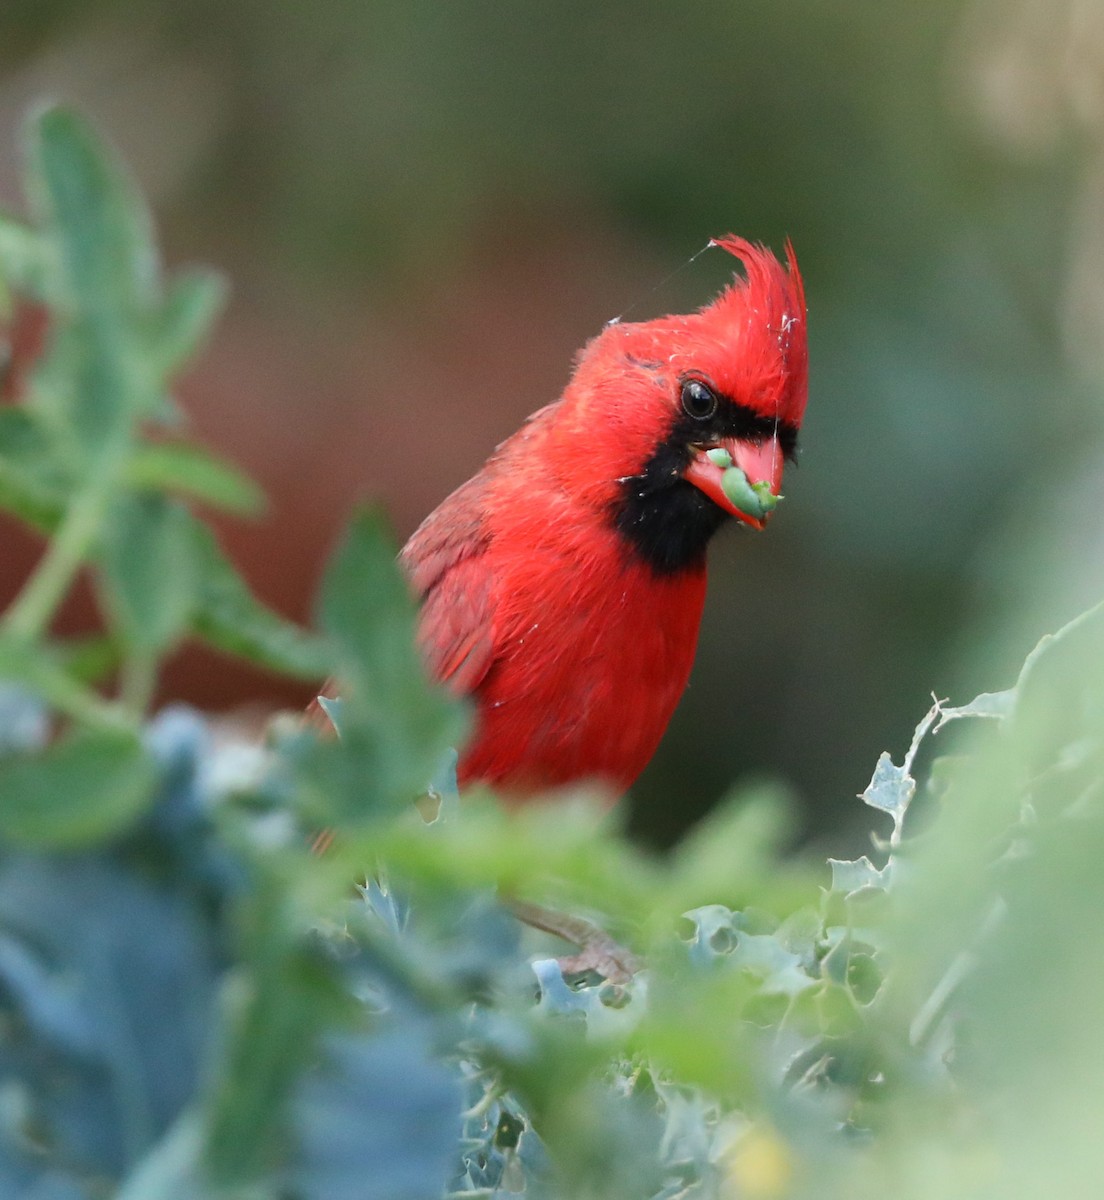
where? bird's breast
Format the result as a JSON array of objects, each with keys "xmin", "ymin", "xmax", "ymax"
[{"xmin": 457, "ymin": 521, "xmax": 708, "ymax": 799}]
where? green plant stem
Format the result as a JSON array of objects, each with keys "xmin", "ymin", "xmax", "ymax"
[
  {"xmin": 3, "ymin": 458, "xmax": 118, "ymax": 641},
  {"xmin": 0, "ymin": 625, "xmax": 133, "ymax": 733},
  {"xmin": 37, "ymin": 670, "xmax": 132, "ymax": 733}
]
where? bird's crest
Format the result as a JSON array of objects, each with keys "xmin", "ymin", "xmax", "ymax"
[
  {"xmin": 692, "ymin": 235, "xmax": 808, "ymax": 428},
  {"xmin": 599, "ymin": 236, "xmax": 808, "ymax": 431}
]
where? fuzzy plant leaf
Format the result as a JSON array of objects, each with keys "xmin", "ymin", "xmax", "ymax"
[
  {"xmin": 0, "ymin": 406, "xmax": 68, "ymax": 531},
  {"xmin": 202, "ymin": 868, "xmax": 355, "ymax": 1189},
  {"xmin": 317, "ymin": 507, "xmax": 467, "ymax": 811},
  {"xmin": 98, "ymin": 493, "xmax": 201, "ymax": 656},
  {"xmin": 289, "ymin": 1029, "xmax": 462, "ymax": 1200},
  {"xmin": 27, "ymin": 105, "xmax": 157, "ymax": 319},
  {"xmin": 24, "ymin": 107, "xmax": 161, "ymax": 447},
  {"xmin": 860, "ymin": 751, "xmax": 914, "ymax": 843},
  {"xmin": 1009, "ymin": 599, "xmax": 1104, "ymax": 772},
  {"xmin": 190, "ymin": 523, "xmax": 329, "ymax": 679},
  {"xmin": 729, "ymin": 933, "xmax": 816, "ymax": 997},
  {"xmin": 126, "ymin": 442, "xmax": 265, "ymax": 516},
  {"xmin": 828, "ymin": 854, "xmax": 895, "ymax": 898},
  {"xmin": 934, "ymin": 690, "xmax": 1014, "ymax": 730},
  {"xmin": 0, "ymin": 213, "xmax": 54, "ymax": 308},
  {"xmin": 666, "ymin": 785, "xmax": 793, "ymax": 916},
  {"xmin": 0, "ymin": 728, "xmax": 155, "ymax": 847},
  {"xmin": 146, "ymin": 267, "xmax": 227, "ymax": 379}
]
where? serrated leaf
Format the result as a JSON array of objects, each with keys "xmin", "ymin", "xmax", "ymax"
[
  {"xmin": 729, "ymin": 933, "xmax": 815, "ymax": 997},
  {"xmin": 681, "ymin": 905, "xmax": 740, "ymax": 964},
  {"xmin": 934, "ymin": 690, "xmax": 1015, "ymax": 730},
  {"xmin": 820, "ymin": 930, "xmax": 853, "ymax": 988},
  {"xmin": 98, "ymin": 493, "xmax": 200, "ymax": 654},
  {"xmin": 190, "ymin": 523, "xmax": 329, "ymax": 679},
  {"xmin": 0, "ymin": 727, "xmax": 155, "ymax": 847},
  {"xmin": 828, "ymin": 854, "xmax": 895, "ymax": 897},
  {"xmin": 126, "ymin": 442, "xmax": 265, "ymax": 516},
  {"xmin": 773, "ymin": 906, "xmax": 823, "ymax": 973},
  {"xmin": 860, "ymin": 751, "xmax": 913, "ymax": 841},
  {"xmin": 532, "ymin": 957, "xmax": 595, "ymax": 1016}
]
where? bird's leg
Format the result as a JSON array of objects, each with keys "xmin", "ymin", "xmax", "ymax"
[{"xmin": 504, "ymin": 897, "xmax": 641, "ymax": 985}]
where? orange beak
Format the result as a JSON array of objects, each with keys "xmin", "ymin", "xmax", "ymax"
[{"xmin": 683, "ymin": 435, "xmax": 784, "ymax": 530}]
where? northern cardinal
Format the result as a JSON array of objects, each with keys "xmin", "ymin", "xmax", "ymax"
[{"xmin": 320, "ymin": 236, "xmax": 807, "ymax": 803}]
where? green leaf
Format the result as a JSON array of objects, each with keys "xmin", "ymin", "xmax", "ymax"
[
  {"xmin": 1010, "ymin": 599, "xmax": 1104, "ymax": 768},
  {"xmin": 729, "ymin": 933, "xmax": 816, "ymax": 997},
  {"xmin": 203, "ymin": 869, "xmax": 353, "ymax": 1187},
  {"xmin": 860, "ymin": 751, "xmax": 914, "ymax": 841},
  {"xmin": 637, "ymin": 968, "xmax": 759, "ymax": 1097},
  {"xmin": 933, "ymin": 690, "xmax": 1015, "ymax": 729},
  {"xmin": 665, "ymin": 785, "xmax": 792, "ymax": 916},
  {"xmin": 190, "ymin": 523, "xmax": 329, "ymax": 678},
  {"xmin": 148, "ymin": 267, "xmax": 227, "ymax": 377},
  {"xmin": 116, "ymin": 1114, "xmax": 207, "ymax": 1200},
  {"xmin": 318, "ymin": 508, "xmax": 414, "ymax": 688},
  {"xmin": 28, "ymin": 105, "xmax": 157, "ymax": 317},
  {"xmin": 126, "ymin": 441, "xmax": 265, "ymax": 516},
  {"xmin": 55, "ymin": 633, "xmax": 121, "ymax": 685},
  {"xmin": 828, "ymin": 854, "xmax": 894, "ymax": 898},
  {"xmin": 0, "ymin": 727, "xmax": 155, "ymax": 847},
  {"xmin": 290, "ymin": 1031, "xmax": 463, "ymax": 1200},
  {"xmin": 98, "ymin": 493, "xmax": 201, "ymax": 654},
  {"xmin": 25, "ymin": 106, "xmax": 158, "ymax": 444},
  {"xmin": 0, "ymin": 634, "xmax": 130, "ymax": 730},
  {"xmin": 317, "ymin": 508, "xmax": 467, "ymax": 815},
  {"xmin": 0, "ymin": 213, "xmax": 55, "ymax": 307},
  {"xmin": 0, "ymin": 406, "xmax": 68, "ymax": 530}
]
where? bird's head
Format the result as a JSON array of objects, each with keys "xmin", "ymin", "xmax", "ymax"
[{"xmin": 553, "ymin": 236, "xmax": 808, "ymax": 575}]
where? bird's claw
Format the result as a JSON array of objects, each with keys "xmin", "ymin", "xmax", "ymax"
[
  {"xmin": 557, "ymin": 938, "xmax": 641, "ymax": 985},
  {"xmin": 506, "ymin": 897, "xmax": 641, "ymax": 984}
]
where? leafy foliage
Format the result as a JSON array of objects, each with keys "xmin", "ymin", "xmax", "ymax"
[{"xmin": 1, "ymin": 105, "xmax": 1103, "ymax": 1199}]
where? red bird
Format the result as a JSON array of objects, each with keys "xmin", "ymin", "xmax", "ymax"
[{"xmin": 326, "ymin": 236, "xmax": 808, "ymax": 802}]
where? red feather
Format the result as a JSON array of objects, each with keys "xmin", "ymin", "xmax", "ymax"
[
  {"xmin": 401, "ymin": 400, "xmax": 710, "ymax": 796},
  {"xmin": 393, "ymin": 236, "xmax": 808, "ymax": 801}
]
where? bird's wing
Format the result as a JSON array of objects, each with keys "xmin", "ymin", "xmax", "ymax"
[{"xmin": 400, "ymin": 473, "xmax": 497, "ymax": 695}]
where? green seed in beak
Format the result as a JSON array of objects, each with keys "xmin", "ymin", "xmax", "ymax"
[
  {"xmin": 706, "ymin": 447, "xmax": 733, "ymax": 469},
  {"xmin": 751, "ymin": 480, "xmax": 781, "ymax": 512},
  {"xmin": 720, "ymin": 466, "xmax": 783, "ymax": 520}
]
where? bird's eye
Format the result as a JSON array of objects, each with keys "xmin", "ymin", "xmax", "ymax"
[{"xmin": 680, "ymin": 379, "xmax": 718, "ymax": 421}]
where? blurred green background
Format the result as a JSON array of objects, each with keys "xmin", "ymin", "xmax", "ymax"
[{"xmin": 1, "ymin": 0, "xmax": 1100, "ymax": 850}]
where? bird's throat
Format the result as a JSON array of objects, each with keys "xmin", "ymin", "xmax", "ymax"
[{"xmin": 612, "ymin": 473, "xmax": 729, "ymax": 575}]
